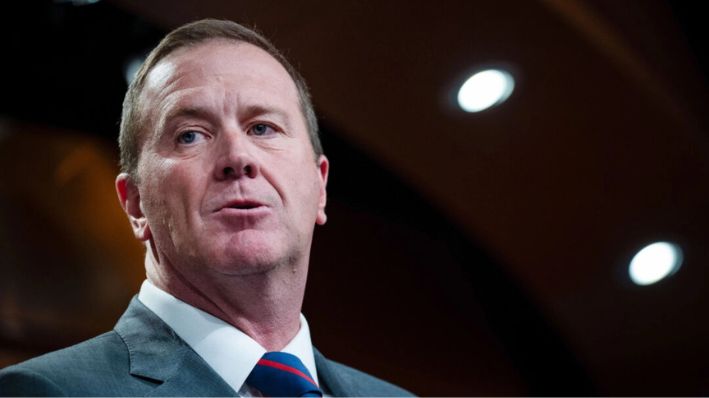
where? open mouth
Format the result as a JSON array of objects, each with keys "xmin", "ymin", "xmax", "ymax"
[
  {"xmin": 230, "ymin": 204, "xmax": 259, "ymax": 210},
  {"xmin": 222, "ymin": 200, "xmax": 264, "ymax": 211}
]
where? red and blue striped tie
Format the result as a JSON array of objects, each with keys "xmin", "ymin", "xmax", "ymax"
[{"xmin": 246, "ymin": 352, "xmax": 323, "ymax": 397}]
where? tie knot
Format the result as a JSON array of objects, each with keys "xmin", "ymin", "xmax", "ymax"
[{"xmin": 246, "ymin": 352, "xmax": 323, "ymax": 397}]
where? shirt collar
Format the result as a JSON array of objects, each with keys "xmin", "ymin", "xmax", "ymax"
[{"xmin": 137, "ymin": 280, "xmax": 319, "ymax": 393}]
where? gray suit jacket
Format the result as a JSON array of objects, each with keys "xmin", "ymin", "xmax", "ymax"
[{"xmin": 0, "ymin": 297, "xmax": 413, "ymax": 397}]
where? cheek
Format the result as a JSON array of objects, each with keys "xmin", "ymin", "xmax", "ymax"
[
  {"xmin": 142, "ymin": 160, "xmax": 206, "ymax": 225},
  {"xmin": 166, "ymin": 166, "xmax": 207, "ymax": 217},
  {"xmin": 288, "ymin": 161, "xmax": 322, "ymax": 214}
]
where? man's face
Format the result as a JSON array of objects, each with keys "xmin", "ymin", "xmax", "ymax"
[{"xmin": 117, "ymin": 40, "xmax": 328, "ymax": 277}]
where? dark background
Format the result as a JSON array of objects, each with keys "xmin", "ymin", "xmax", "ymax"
[{"xmin": 1, "ymin": 0, "xmax": 708, "ymax": 395}]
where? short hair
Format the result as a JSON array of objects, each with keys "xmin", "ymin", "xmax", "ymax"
[{"xmin": 118, "ymin": 19, "xmax": 321, "ymax": 179}]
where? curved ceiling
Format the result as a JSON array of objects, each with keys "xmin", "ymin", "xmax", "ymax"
[{"xmin": 1, "ymin": 0, "xmax": 708, "ymax": 394}]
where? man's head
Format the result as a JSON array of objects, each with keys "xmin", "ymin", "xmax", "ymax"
[
  {"xmin": 115, "ymin": 20, "xmax": 328, "ymax": 281},
  {"xmin": 119, "ymin": 19, "xmax": 322, "ymax": 180}
]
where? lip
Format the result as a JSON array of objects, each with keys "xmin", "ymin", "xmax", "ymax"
[
  {"xmin": 212, "ymin": 199, "xmax": 271, "ymax": 217},
  {"xmin": 216, "ymin": 199, "xmax": 267, "ymax": 212}
]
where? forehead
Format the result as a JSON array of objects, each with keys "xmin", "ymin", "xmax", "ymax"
[{"xmin": 141, "ymin": 39, "xmax": 300, "ymax": 122}]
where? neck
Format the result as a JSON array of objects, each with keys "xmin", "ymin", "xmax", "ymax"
[{"xmin": 144, "ymin": 250, "xmax": 308, "ymax": 351}]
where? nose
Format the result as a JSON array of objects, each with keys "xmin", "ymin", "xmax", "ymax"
[{"xmin": 213, "ymin": 131, "xmax": 260, "ymax": 180}]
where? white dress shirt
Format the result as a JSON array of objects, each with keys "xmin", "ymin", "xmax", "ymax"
[{"xmin": 137, "ymin": 280, "xmax": 320, "ymax": 396}]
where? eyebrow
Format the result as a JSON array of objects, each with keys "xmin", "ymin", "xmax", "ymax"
[
  {"xmin": 159, "ymin": 102, "xmax": 294, "ymax": 134},
  {"xmin": 238, "ymin": 104, "xmax": 291, "ymax": 126},
  {"xmin": 163, "ymin": 105, "xmax": 215, "ymax": 124}
]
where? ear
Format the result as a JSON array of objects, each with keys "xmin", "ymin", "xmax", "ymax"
[
  {"xmin": 315, "ymin": 155, "xmax": 329, "ymax": 225},
  {"xmin": 116, "ymin": 173, "xmax": 151, "ymax": 241}
]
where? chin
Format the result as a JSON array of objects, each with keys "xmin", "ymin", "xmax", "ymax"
[
  {"xmin": 213, "ymin": 253, "xmax": 281, "ymax": 276},
  {"xmin": 208, "ymin": 234, "xmax": 294, "ymax": 276}
]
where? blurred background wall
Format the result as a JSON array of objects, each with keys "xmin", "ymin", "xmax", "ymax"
[{"xmin": 1, "ymin": 0, "xmax": 708, "ymax": 395}]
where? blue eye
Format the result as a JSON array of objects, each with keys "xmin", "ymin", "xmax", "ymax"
[
  {"xmin": 177, "ymin": 131, "xmax": 201, "ymax": 144},
  {"xmin": 250, "ymin": 123, "xmax": 276, "ymax": 136}
]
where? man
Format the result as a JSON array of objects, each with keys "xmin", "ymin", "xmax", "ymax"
[{"xmin": 0, "ymin": 19, "xmax": 412, "ymax": 397}]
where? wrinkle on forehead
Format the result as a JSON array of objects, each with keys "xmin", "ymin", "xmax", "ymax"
[
  {"xmin": 146, "ymin": 40, "xmax": 294, "ymax": 92},
  {"xmin": 139, "ymin": 58, "xmax": 184, "ymax": 148},
  {"xmin": 145, "ymin": 60, "xmax": 178, "ymax": 95},
  {"xmin": 142, "ymin": 41, "xmax": 302, "ymax": 133}
]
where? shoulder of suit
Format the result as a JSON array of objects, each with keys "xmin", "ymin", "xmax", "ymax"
[
  {"xmin": 2, "ymin": 331, "xmax": 125, "ymax": 375},
  {"xmin": 322, "ymin": 357, "xmax": 415, "ymax": 397},
  {"xmin": 0, "ymin": 363, "xmax": 66, "ymax": 396},
  {"xmin": 0, "ymin": 331, "xmax": 139, "ymax": 396}
]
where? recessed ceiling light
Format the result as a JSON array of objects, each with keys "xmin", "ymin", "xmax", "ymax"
[
  {"xmin": 628, "ymin": 241, "xmax": 683, "ymax": 286},
  {"xmin": 457, "ymin": 69, "xmax": 514, "ymax": 113}
]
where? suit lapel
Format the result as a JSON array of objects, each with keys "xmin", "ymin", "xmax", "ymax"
[
  {"xmin": 148, "ymin": 352, "xmax": 237, "ymax": 397},
  {"xmin": 114, "ymin": 297, "xmax": 237, "ymax": 397}
]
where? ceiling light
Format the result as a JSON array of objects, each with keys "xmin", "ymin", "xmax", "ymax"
[
  {"xmin": 457, "ymin": 69, "xmax": 514, "ymax": 113},
  {"xmin": 628, "ymin": 241, "xmax": 683, "ymax": 286}
]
